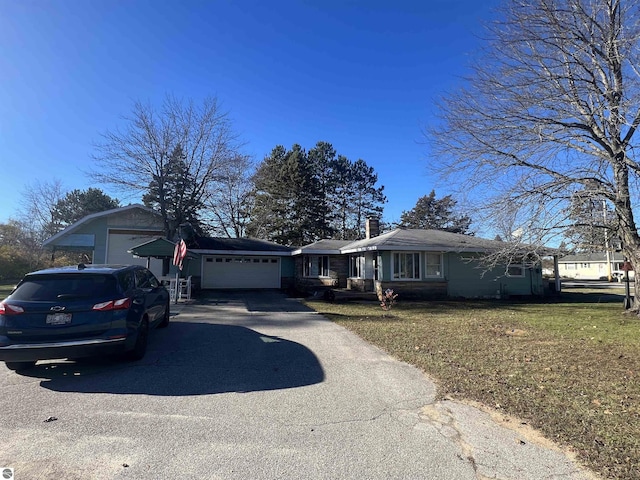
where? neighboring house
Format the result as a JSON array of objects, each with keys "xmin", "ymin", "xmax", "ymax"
[
  {"xmin": 44, "ymin": 207, "xmax": 549, "ymax": 298},
  {"xmin": 558, "ymin": 252, "xmax": 629, "ymax": 280},
  {"xmin": 292, "ymin": 223, "xmax": 546, "ymax": 299},
  {"xmin": 43, "ymin": 204, "xmax": 166, "ymax": 278}
]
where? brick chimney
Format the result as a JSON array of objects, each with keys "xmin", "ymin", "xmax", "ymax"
[{"xmin": 365, "ymin": 217, "xmax": 380, "ymax": 239}]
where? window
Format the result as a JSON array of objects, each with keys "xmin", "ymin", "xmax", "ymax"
[
  {"xmin": 374, "ymin": 256, "xmax": 380, "ymax": 280},
  {"xmin": 507, "ymin": 263, "xmax": 525, "ymax": 277},
  {"xmin": 135, "ymin": 269, "xmax": 151, "ymax": 288},
  {"xmin": 12, "ymin": 274, "xmax": 119, "ymax": 301},
  {"xmin": 350, "ymin": 255, "xmax": 365, "ymax": 278},
  {"xmin": 425, "ymin": 253, "xmax": 443, "ymax": 278},
  {"xmin": 393, "ymin": 252, "xmax": 421, "ymax": 279},
  {"xmin": 135, "ymin": 269, "xmax": 159, "ymax": 288},
  {"xmin": 303, "ymin": 255, "xmax": 329, "ymax": 277}
]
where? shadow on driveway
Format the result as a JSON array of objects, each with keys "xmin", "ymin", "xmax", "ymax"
[
  {"xmin": 196, "ymin": 290, "xmax": 317, "ymax": 313},
  {"xmin": 17, "ymin": 320, "xmax": 325, "ymax": 396}
]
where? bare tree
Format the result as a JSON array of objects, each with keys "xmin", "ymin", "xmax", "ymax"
[
  {"xmin": 13, "ymin": 179, "xmax": 66, "ymax": 271},
  {"xmin": 19, "ymin": 179, "xmax": 66, "ymax": 241},
  {"xmin": 204, "ymin": 154, "xmax": 255, "ymax": 238},
  {"xmin": 91, "ymin": 95, "xmax": 240, "ymax": 239},
  {"xmin": 428, "ymin": 0, "xmax": 640, "ymax": 307}
]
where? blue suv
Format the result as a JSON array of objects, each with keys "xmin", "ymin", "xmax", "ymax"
[{"xmin": 0, "ymin": 264, "xmax": 170, "ymax": 371}]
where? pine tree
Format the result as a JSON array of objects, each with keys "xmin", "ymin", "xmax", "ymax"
[
  {"xmin": 248, "ymin": 143, "xmax": 386, "ymax": 243},
  {"xmin": 399, "ymin": 190, "xmax": 472, "ymax": 234},
  {"xmin": 142, "ymin": 144, "xmax": 205, "ymax": 238}
]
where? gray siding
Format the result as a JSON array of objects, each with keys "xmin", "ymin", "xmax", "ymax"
[
  {"xmin": 378, "ymin": 251, "xmax": 543, "ymax": 299},
  {"xmin": 49, "ymin": 208, "xmax": 164, "ymax": 264},
  {"xmin": 446, "ymin": 254, "xmax": 543, "ymax": 298}
]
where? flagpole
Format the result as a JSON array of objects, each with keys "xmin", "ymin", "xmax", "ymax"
[
  {"xmin": 172, "ymin": 238, "xmax": 187, "ymax": 304},
  {"xmin": 174, "ymin": 270, "xmax": 179, "ymax": 305},
  {"xmin": 173, "ymin": 238, "xmax": 181, "ymax": 305}
]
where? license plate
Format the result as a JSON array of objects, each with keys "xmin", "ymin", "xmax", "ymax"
[{"xmin": 46, "ymin": 313, "xmax": 72, "ymax": 325}]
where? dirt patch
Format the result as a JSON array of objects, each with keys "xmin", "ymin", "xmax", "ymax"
[{"xmin": 505, "ymin": 328, "xmax": 529, "ymax": 337}]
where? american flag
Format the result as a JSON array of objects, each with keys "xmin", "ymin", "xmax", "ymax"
[{"xmin": 173, "ymin": 239, "xmax": 187, "ymax": 270}]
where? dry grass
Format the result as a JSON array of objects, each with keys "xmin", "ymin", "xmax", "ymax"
[{"xmin": 305, "ymin": 289, "xmax": 640, "ymax": 479}]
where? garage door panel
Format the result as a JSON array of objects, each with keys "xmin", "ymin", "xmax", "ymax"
[
  {"xmin": 107, "ymin": 232, "xmax": 163, "ymax": 279},
  {"xmin": 203, "ymin": 256, "xmax": 280, "ymax": 289}
]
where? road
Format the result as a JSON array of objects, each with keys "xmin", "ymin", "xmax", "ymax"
[
  {"xmin": 0, "ymin": 292, "xmax": 596, "ymax": 479},
  {"xmin": 562, "ymin": 279, "xmax": 633, "ymax": 288}
]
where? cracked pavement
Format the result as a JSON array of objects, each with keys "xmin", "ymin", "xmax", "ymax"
[{"xmin": 0, "ymin": 291, "xmax": 597, "ymax": 479}]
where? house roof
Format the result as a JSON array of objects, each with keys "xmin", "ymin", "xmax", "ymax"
[
  {"xmin": 559, "ymin": 252, "xmax": 625, "ymax": 263},
  {"xmin": 189, "ymin": 237, "xmax": 293, "ymax": 255},
  {"xmin": 291, "ymin": 239, "xmax": 352, "ymax": 255},
  {"xmin": 340, "ymin": 228, "xmax": 506, "ymax": 253},
  {"xmin": 43, "ymin": 204, "xmax": 161, "ymax": 248},
  {"xmin": 127, "ymin": 237, "xmax": 196, "ymax": 260}
]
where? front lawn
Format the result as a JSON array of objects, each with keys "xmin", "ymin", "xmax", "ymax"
[{"xmin": 305, "ymin": 289, "xmax": 640, "ymax": 480}]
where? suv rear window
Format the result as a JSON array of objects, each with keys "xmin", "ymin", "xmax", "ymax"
[{"xmin": 10, "ymin": 274, "xmax": 119, "ymax": 301}]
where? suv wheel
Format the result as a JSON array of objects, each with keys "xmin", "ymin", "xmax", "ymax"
[
  {"xmin": 158, "ymin": 299, "xmax": 170, "ymax": 328},
  {"xmin": 5, "ymin": 361, "xmax": 36, "ymax": 371},
  {"xmin": 127, "ymin": 319, "xmax": 149, "ymax": 361}
]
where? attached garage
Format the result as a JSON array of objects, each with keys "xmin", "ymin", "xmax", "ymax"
[
  {"xmin": 202, "ymin": 255, "xmax": 281, "ymax": 289},
  {"xmin": 191, "ymin": 237, "xmax": 293, "ymax": 290}
]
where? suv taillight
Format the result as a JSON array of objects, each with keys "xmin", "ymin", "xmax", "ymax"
[
  {"xmin": 0, "ymin": 302, "xmax": 24, "ymax": 315},
  {"xmin": 92, "ymin": 298, "xmax": 132, "ymax": 311}
]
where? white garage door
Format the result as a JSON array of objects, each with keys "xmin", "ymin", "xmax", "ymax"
[
  {"xmin": 107, "ymin": 231, "xmax": 163, "ymax": 279},
  {"xmin": 202, "ymin": 256, "xmax": 281, "ymax": 289}
]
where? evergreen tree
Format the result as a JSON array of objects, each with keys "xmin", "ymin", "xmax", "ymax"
[
  {"xmin": 307, "ymin": 141, "xmax": 337, "ymax": 239},
  {"xmin": 332, "ymin": 155, "xmax": 354, "ymax": 240},
  {"xmin": 248, "ymin": 145, "xmax": 319, "ymax": 246},
  {"xmin": 399, "ymin": 190, "xmax": 472, "ymax": 234},
  {"xmin": 248, "ymin": 142, "xmax": 386, "ymax": 244},
  {"xmin": 142, "ymin": 144, "xmax": 205, "ymax": 237},
  {"xmin": 52, "ymin": 188, "xmax": 120, "ymax": 228},
  {"xmin": 348, "ymin": 159, "xmax": 386, "ymax": 239}
]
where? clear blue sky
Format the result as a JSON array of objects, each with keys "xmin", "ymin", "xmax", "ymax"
[{"xmin": 0, "ymin": 0, "xmax": 498, "ymax": 227}]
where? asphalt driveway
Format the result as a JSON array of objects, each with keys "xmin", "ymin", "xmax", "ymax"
[{"xmin": 0, "ymin": 291, "xmax": 595, "ymax": 479}]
